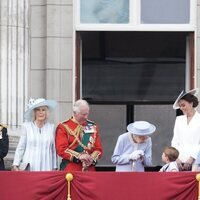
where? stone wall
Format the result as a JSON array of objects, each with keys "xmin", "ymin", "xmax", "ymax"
[
  {"xmin": 30, "ymin": 0, "xmax": 74, "ymax": 123},
  {"xmin": 197, "ymin": 0, "xmax": 200, "ymax": 89}
]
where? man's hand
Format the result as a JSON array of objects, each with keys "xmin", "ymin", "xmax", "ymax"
[{"xmin": 79, "ymin": 153, "xmax": 93, "ymax": 166}]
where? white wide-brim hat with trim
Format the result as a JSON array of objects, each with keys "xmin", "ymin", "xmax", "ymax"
[
  {"xmin": 24, "ymin": 98, "xmax": 57, "ymax": 121},
  {"xmin": 127, "ymin": 121, "xmax": 156, "ymax": 136},
  {"xmin": 172, "ymin": 88, "xmax": 199, "ymax": 110}
]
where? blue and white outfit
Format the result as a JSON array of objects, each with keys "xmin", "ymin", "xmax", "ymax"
[
  {"xmin": 13, "ymin": 122, "xmax": 57, "ymax": 171},
  {"xmin": 192, "ymin": 151, "xmax": 200, "ymax": 171},
  {"xmin": 194, "ymin": 151, "xmax": 200, "ymax": 165},
  {"xmin": 111, "ymin": 132, "xmax": 152, "ymax": 172}
]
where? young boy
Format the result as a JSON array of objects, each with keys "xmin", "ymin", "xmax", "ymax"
[{"xmin": 159, "ymin": 146, "xmax": 179, "ymax": 172}]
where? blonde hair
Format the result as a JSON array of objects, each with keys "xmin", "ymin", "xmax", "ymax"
[{"xmin": 32, "ymin": 106, "xmax": 49, "ymax": 121}]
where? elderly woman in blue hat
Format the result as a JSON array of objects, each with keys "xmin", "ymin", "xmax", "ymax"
[
  {"xmin": 12, "ymin": 98, "xmax": 58, "ymax": 171},
  {"xmin": 171, "ymin": 88, "xmax": 200, "ymax": 171},
  {"xmin": 111, "ymin": 121, "xmax": 156, "ymax": 172}
]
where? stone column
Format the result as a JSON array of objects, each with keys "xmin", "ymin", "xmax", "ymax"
[
  {"xmin": 30, "ymin": 1, "xmax": 74, "ymax": 123},
  {"xmin": 0, "ymin": 0, "xmax": 29, "ymax": 132},
  {"xmin": 0, "ymin": 0, "xmax": 29, "ymax": 169}
]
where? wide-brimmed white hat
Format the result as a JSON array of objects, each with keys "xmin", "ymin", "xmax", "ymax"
[
  {"xmin": 173, "ymin": 88, "xmax": 199, "ymax": 109},
  {"xmin": 24, "ymin": 98, "xmax": 57, "ymax": 121},
  {"xmin": 127, "ymin": 121, "xmax": 156, "ymax": 136}
]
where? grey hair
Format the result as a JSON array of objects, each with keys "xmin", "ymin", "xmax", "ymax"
[{"xmin": 73, "ymin": 99, "xmax": 89, "ymax": 114}]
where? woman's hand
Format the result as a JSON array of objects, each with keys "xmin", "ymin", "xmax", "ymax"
[
  {"xmin": 183, "ymin": 157, "xmax": 194, "ymax": 171},
  {"xmin": 176, "ymin": 158, "xmax": 183, "ymax": 171},
  {"xmin": 11, "ymin": 165, "xmax": 20, "ymax": 171}
]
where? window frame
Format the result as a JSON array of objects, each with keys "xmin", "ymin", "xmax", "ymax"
[{"xmin": 74, "ymin": 0, "xmax": 196, "ymax": 31}]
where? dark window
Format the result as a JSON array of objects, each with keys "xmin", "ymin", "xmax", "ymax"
[
  {"xmin": 81, "ymin": 31, "xmax": 188, "ymax": 167},
  {"xmin": 82, "ymin": 31, "xmax": 186, "ymax": 103}
]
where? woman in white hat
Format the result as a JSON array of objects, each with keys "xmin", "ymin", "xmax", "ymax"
[
  {"xmin": 171, "ymin": 88, "xmax": 200, "ymax": 171},
  {"xmin": 111, "ymin": 121, "xmax": 156, "ymax": 172},
  {"xmin": 12, "ymin": 98, "xmax": 58, "ymax": 171}
]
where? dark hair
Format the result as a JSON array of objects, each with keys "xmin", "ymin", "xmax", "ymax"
[
  {"xmin": 181, "ymin": 93, "xmax": 199, "ymax": 108},
  {"xmin": 163, "ymin": 146, "xmax": 179, "ymax": 162}
]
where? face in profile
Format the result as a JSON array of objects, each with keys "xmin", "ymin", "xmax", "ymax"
[{"xmin": 178, "ymin": 99, "xmax": 193, "ymax": 115}]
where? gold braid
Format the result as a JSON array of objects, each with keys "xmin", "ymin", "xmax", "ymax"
[{"xmin": 61, "ymin": 123, "xmax": 90, "ymax": 150}]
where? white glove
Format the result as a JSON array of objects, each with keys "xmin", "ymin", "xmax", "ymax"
[
  {"xmin": 129, "ymin": 150, "xmax": 144, "ymax": 161},
  {"xmin": 137, "ymin": 150, "xmax": 144, "ymax": 156}
]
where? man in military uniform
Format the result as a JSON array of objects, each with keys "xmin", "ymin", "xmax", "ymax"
[
  {"xmin": 0, "ymin": 124, "xmax": 9, "ymax": 170},
  {"xmin": 55, "ymin": 99, "xmax": 103, "ymax": 171}
]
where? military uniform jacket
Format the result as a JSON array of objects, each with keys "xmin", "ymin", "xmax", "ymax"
[
  {"xmin": 55, "ymin": 117, "xmax": 103, "ymax": 171},
  {"xmin": 0, "ymin": 124, "xmax": 9, "ymax": 170}
]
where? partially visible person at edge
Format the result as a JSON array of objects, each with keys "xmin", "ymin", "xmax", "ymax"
[
  {"xmin": 12, "ymin": 98, "xmax": 58, "ymax": 171},
  {"xmin": 192, "ymin": 150, "xmax": 200, "ymax": 171},
  {"xmin": 111, "ymin": 121, "xmax": 156, "ymax": 172},
  {"xmin": 159, "ymin": 146, "xmax": 179, "ymax": 172},
  {"xmin": 171, "ymin": 88, "xmax": 200, "ymax": 171},
  {"xmin": 55, "ymin": 99, "xmax": 103, "ymax": 172},
  {"xmin": 0, "ymin": 124, "xmax": 9, "ymax": 170}
]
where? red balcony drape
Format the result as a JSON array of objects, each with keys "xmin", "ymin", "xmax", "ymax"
[{"xmin": 0, "ymin": 171, "xmax": 198, "ymax": 200}]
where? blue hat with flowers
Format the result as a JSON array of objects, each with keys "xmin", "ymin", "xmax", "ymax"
[{"xmin": 24, "ymin": 98, "xmax": 57, "ymax": 121}]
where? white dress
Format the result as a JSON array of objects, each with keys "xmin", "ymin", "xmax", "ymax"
[
  {"xmin": 111, "ymin": 132, "xmax": 152, "ymax": 172},
  {"xmin": 13, "ymin": 122, "xmax": 57, "ymax": 171},
  {"xmin": 171, "ymin": 111, "xmax": 200, "ymax": 162}
]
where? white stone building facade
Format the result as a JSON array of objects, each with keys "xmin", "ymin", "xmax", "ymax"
[{"xmin": 1, "ymin": 0, "xmax": 200, "ymax": 168}]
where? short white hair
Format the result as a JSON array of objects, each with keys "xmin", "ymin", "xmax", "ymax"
[{"xmin": 73, "ymin": 99, "xmax": 89, "ymax": 114}]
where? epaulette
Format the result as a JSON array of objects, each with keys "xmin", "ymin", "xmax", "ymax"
[
  {"xmin": 60, "ymin": 118, "xmax": 71, "ymax": 124},
  {"xmin": 87, "ymin": 119, "xmax": 96, "ymax": 125}
]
